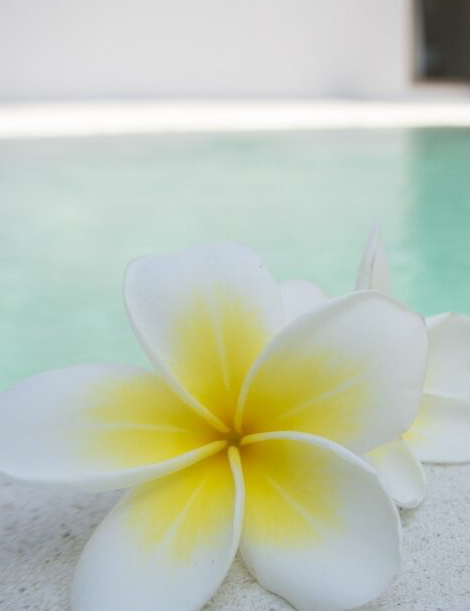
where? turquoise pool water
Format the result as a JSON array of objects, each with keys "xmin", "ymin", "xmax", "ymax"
[{"xmin": 0, "ymin": 128, "xmax": 469, "ymax": 389}]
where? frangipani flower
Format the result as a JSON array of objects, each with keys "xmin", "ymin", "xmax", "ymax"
[
  {"xmin": 284, "ymin": 228, "xmax": 470, "ymax": 509},
  {"xmin": 0, "ymin": 244, "xmax": 428, "ymax": 611},
  {"xmin": 356, "ymin": 228, "xmax": 470, "ymax": 504}
]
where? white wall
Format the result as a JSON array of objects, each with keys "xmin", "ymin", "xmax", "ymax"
[{"xmin": 0, "ymin": 0, "xmax": 415, "ymax": 100}]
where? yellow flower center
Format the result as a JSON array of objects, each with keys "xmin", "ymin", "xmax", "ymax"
[{"xmin": 222, "ymin": 428, "xmax": 243, "ymax": 447}]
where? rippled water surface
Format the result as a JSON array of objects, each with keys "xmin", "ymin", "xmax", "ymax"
[{"xmin": 1, "ymin": 128, "xmax": 469, "ymax": 388}]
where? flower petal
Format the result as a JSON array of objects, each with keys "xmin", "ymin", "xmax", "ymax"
[
  {"xmin": 239, "ymin": 431, "xmax": 401, "ymax": 611},
  {"xmin": 125, "ymin": 243, "xmax": 284, "ymax": 429},
  {"xmin": 72, "ymin": 448, "xmax": 244, "ymax": 611},
  {"xmin": 404, "ymin": 392, "xmax": 470, "ymax": 463},
  {"xmin": 236, "ymin": 291, "xmax": 427, "ymax": 454},
  {"xmin": 367, "ymin": 439, "xmax": 426, "ymax": 508},
  {"xmin": 355, "ymin": 225, "xmax": 391, "ymax": 293},
  {"xmin": 0, "ymin": 364, "xmax": 224, "ymax": 491},
  {"xmin": 280, "ymin": 279, "xmax": 328, "ymax": 323},
  {"xmin": 425, "ymin": 313, "xmax": 470, "ymax": 398}
]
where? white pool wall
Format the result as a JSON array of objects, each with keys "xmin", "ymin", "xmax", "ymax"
[
  {"xmin": 1, "ymin": 101, "xmax": 470, "ymax": 140},
  {"xmin": 2, "ymin": 0, "xmax": 469, "ymax": 101}
]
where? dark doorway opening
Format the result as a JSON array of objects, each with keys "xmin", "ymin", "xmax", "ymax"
[{"xmin": 415, "ymin": 0, "xmax": 470, "ymax": 82}]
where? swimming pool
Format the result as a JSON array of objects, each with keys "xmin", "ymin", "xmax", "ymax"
[{"xmin": 0, "ymin": 127, "xmax": 469, "ymax": 389}]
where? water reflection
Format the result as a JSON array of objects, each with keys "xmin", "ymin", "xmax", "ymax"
[
  {"xmin": 0, "ymin": 128, "xmax": 469, "ymax": 388},
  {"xmin": 402, "ymin": 128, "xmax": 470, "ymax": 315}
]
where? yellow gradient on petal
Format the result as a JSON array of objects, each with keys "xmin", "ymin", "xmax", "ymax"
[
  {"xmin": 241, "ymin": 438, "xmax": 340, "ymax": 547},
  {"xmin": 240, "ymin": 345, "xmax": 367, "ymax": 444},
  {"xmin": 171, "ymin": 288, "xmax": 271, "ymax": 426},
  {"xmin": 126, "ymin": 451, "xmax": 235, "ymax": 563},
  {"xmin": 402, "ymin": 396, "xmax": 432, "ymax": 443},
  {"xmin": 80, "ymin": 373, "xmax": 219, "ymax": 468},
  {"xmin": 366, "ymin": 443, "xmax": 390, "ymax": 461}
]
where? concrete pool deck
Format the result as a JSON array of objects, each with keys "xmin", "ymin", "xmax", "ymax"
[
  {"xmin": 1, "ymin": 462, "xmax": 470, "ymax": 610},
  {"xmin": 1, "ymin": 100, "xmax": 470, "ymax": 139}
]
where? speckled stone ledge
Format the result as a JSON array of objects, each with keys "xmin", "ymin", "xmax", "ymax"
[{"xmin": 1, "ymin": 464, "xmax": 470, "ymax": 611}]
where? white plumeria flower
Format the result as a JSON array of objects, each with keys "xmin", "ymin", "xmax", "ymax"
[
  {"xmin": 0, "ymin": 243, "xmax": 427, "ymax": 611},
  {"xmin": 357, "ymin": 228, "xmax": 470, "ymax": 502},
  {"xmin": 284, "ymin": 228, "xmax": 470, "ymax": 509}
]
